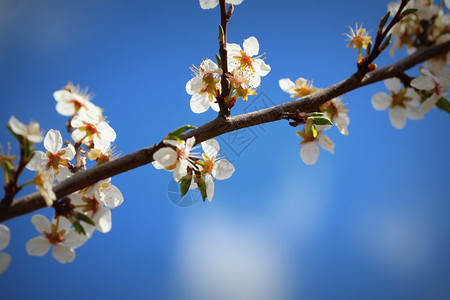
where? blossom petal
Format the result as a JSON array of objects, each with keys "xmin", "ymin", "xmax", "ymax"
[
  {"xmin": 227, "ymin": 0, "xmax": 244, "ymax": 4},
  {"xmin": 202, "ymin": 139, "xmax": 220, "ymax": 158},
  {"xmin": 300, "ymin": 142, "xmax": 319, "ymax": 165},
  {"xmin": 210, "ymin": 100, "xmax": 220, "ymax": 112},
  {"xmin": 71, "ymin": 129, "xmax": 86, "ymax": 143},
  {"xmin": 97, "ymin": 122, "xmax": 116, "ymax": 142},
  {"xmin": 405, "ymin": 105, "xmax": 423, "ymax": 120},
  {"xmin": 8, "ymin": 116, "xmax": 26, "ymax": 136},
  {"xmin": 226, "ymin": 43, "xmax": 242, "ymax": 57},
  {"xmin": 52, "ymin": 245, "xmax": 75, "ymax": 263},
  {"xmin": 253, "ymin": 59, "xmax": 271, "ymax": 77},
  {"xmin": 384, "ymin": 78, "xmax": 402, "ymax": 92},
  {"xmin": 94, "ymin": 208, "xmax": 112, "ymax": 233},
  {"xmin": 26, "ymin": 151, "xmax": 47, "ymax": 171},
  {"xmin": 26, "ymin": 236, "xmax": 50, "ymax": 256},
  {"xmin": 411, "ymin": 75, "xmax": 435, "ymax": 90},
  {"xmin": 101, "ymin": 184, "xmax": 124, "ymax": 208},
  {"xmin": 61, "ymin": 144, "xmax": 76, "ymax": 160},
  {"xmin": 205, "ymin": 174, "xmax": 215, "ymax": 202},
  {"xmin": 64, "ymin": 230, "xmax": 88, "ymax": 248},
  {"xmin": 44, "ymin": 129, "xmax": 63, "ymax": 154},
  {"xmin": 31, "ymin": 214, "xmax": 51, "ymax": 233},
  {"xmin": 213, "ymin": 159, "xmax": 235, "ymax": 180},
  {"xmin": 185, "ymin": 77, "xmax": 203, "ymax": 95},
  {"xmin": 190, "ymin": 93, "xmax": 211, "ymax": 114},
  {"xmin": 279, "ymin": 78, "xmax": 296, "ymax": 95},
  {"xmin": 419, "ymin": 94, "xmax": 440, "ymax": 114},
  {"xmin": 371, "ymin": 92, "xmax": 391, "ymax": 110},
  {"xmin": 389, "ymin": 107, "xmax": 407, "ymax": 129},
  {"xmin": 0, "ymin": 252, "xmax": 11, "ymax": 274},
  {"xmin": 317, "ymin": 135, "xmax": 334, "ymax": 154},
  {"xmin": 243, "ymin": 36, "xmax": 259, "ymax": 56},
  {"xmin": 199, "ymin": 0, "xmax": 219, "ymax": 9},
  {"xmin": 0, "ymin": 225, "xmax": 10, "ymax": 251},
  {"xmin": 153, "ymin": 147, "xmax": 177, "ymax": 168}
]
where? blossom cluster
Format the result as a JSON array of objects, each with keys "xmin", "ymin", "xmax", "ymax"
[
  {"xmin": 1, "ymin": 82, "xmax": 123, "ymax": 272},
  {"xmin": 186, "ymin": 36, "xmax": 271, "ymax": 113},
  {"xmin": 372, "ymin": 0, "xmax": 449, "ymax": 128},
  {"xmin": 279, "ymin": 78, "xmax": 350, "ymax": 165},
  {"xmin": 153, "ymin": 131, "xmax": 234, "ymax": 202}
]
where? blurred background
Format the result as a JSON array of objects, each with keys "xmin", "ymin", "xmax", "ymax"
[{"xmin": 0, "ymin": 0, "xmax": 449, "ymax": 299}]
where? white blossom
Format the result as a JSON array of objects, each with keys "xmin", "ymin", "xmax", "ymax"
[
  {"xmin": 26, "ymin": 129, "xmax": 75, "ymax": 180},
  {"xmin": 26, "ymin": 215, "xmax": 88, "ymax": 264},
  {"xmin": 8, "ymin": 116, "xmax": 44, "ymax": 143},
  {"xmin": 372, "ymin": 78, "xmax": 423, "ymax": 129},
  {"xmin": 186, "ymin": 59, "xmax": 221, "ymax": 114},
  {"xmin": 410, "ymin": 61, "xmax": 450, "ymax": 114}
]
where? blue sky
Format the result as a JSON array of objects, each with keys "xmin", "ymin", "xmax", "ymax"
[{"xmin": 0, "ymin": 0, "xmax": 449, "ymax": 299}]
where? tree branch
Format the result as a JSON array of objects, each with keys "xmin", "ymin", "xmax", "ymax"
[{"xmin": 1, "ymin": 41, "xmax": 448, "ymax": 222}]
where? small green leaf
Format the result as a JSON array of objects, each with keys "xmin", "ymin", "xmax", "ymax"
[
  {"xmin": 306, "ymin": 112, "xmax": 325, "ymax": 117},
  {"xmin": 436, "ymin": 97, "xmax": 450, "ymax": 113},
  {"xmin": 76, "ymin": 213, "xmax": 96, "ymax": 226},
  {"xmin": 312, "ymin": 117, "xmax": 333, "ymax": 126},
  {"xmin": 402, "ymin": 8, "xmax": 418, "ymax": 16},
  {"xmin": 365, "ymin": 42, "xmax": 372, "ymax": 58},
  {"xmin": 179, "ymin": 174, "xmax": 192, "ymax": 197},
  {"xmin": 218, "ymin": 25, "xmax": 225, "ymax": 44},
  {"xmin": 381, "ymin": 33, "xmax": 392, "ymax": 50},
  {"xmin": 73, "ymin": 222, "xmax": 87, "ymax": 235},
  {"xmin": 311, "ymin": 124, "xmax": 318, "ymax": 138},
  {"xmin": 215, "ymin": 53, "xmax": 222, "ymax": 69},
  {"xmin": 169, "ymin": 125, "xmax": 197, "ymax": 139},
  {"xmin": 379, "ymin": 11, "xmax": 390, "ymax": 30},
  {"xmin": 196, "ymin": 176, "xmax": 208, "ymax": 202}
]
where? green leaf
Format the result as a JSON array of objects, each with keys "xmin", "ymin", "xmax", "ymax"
[
  {"xmin": 215, "ymin": 53, "xmax": 222, "ymax": 69},
  {"xmin": 218, "ymin": 25, "xmax": 225, "ymax": 44},
  {"xmin": 365, "ymin": 42, "xmax": 372, "ymax": 58},
  {"xmin": 196, "ymin": 176, "xmax": 208, "ymax": 202},
  {"xmin": 379, "ymin": 11, "xmax": 390, "ymax": 30},
  {"xmin": 179, "ymin": 175, "xmax": 192, "ymax": 197},
  {"xmin": 311, "ymin": 124, "xmax": 318, "ymax": 138},
  {"xmin": 312, "ymin": 117, "xmax": 333, "ymax": 126},
  {"xmin": 168, "ymin": 125, "xmax": 197, "ymax": 139},
  {"xmin": 306, "ymin": 112, "xmax": 325, "ymax": 117},
  {"xmin": 73, "ymin": 222, "xmax": 87, "ymax": 235},
  {"xmin": 436, "ymin": 97, "xmax": 450, "ymax": 113},
  {"xmin": 76, "ymin": 213, "xmax": 96, "ymax": 226},
  {"xmin": 402, "ymin": 8, "xmax": 418, "ymax": 16},
  {"xmin": 381, "ymin": 33, "xmax": 392, "ymax": 50}
]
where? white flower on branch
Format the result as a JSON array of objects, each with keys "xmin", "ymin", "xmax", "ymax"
[
  {"xmin": 186, "ymin": 59, "xmax": 221, "ymax": 114},
  {"xmin": 26, "ymin": 129, "xmax": 75, "ymax": 180},
  {"xmin": 53, "ymin": 83, "xmax": 102, "ymax": 118},
  {"xmin": 228, "ymin": 36, "xmax": 271, "ymax": 88},
  {"xmin": 71, "ymin": 114, "xmax": 116, "ymax": 147},
  {"xmin": 279, "ymin": 77, "xmax": 317, "ymax": 99},
  {"xmin": 153, "ymin": 137, "xmax": 196, "ymax": 182},
  {"xmin": 410, "ymin": 61, "xmax": 450, "ymax": 115},
  {"xmin": 297, "ymin": 127, "xmax": 334, "ymax": 166},
  {"xmin": 0, "ymin": 224, "xmax": 11, "ymax": 274},
  {"xmin": 372, "ymin": 78, "xmax": 423, "ymax": 129},
  {"xmin": 8, "ymin": 116, "xmax": 44, "ymax": 144},
  {"xmin": 26, "ymin": 215, "xmax": 88, "ymax": 264},
  {"xmin": 196, "ymin": 139, "xmax": 235, "ymax": 202}
]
